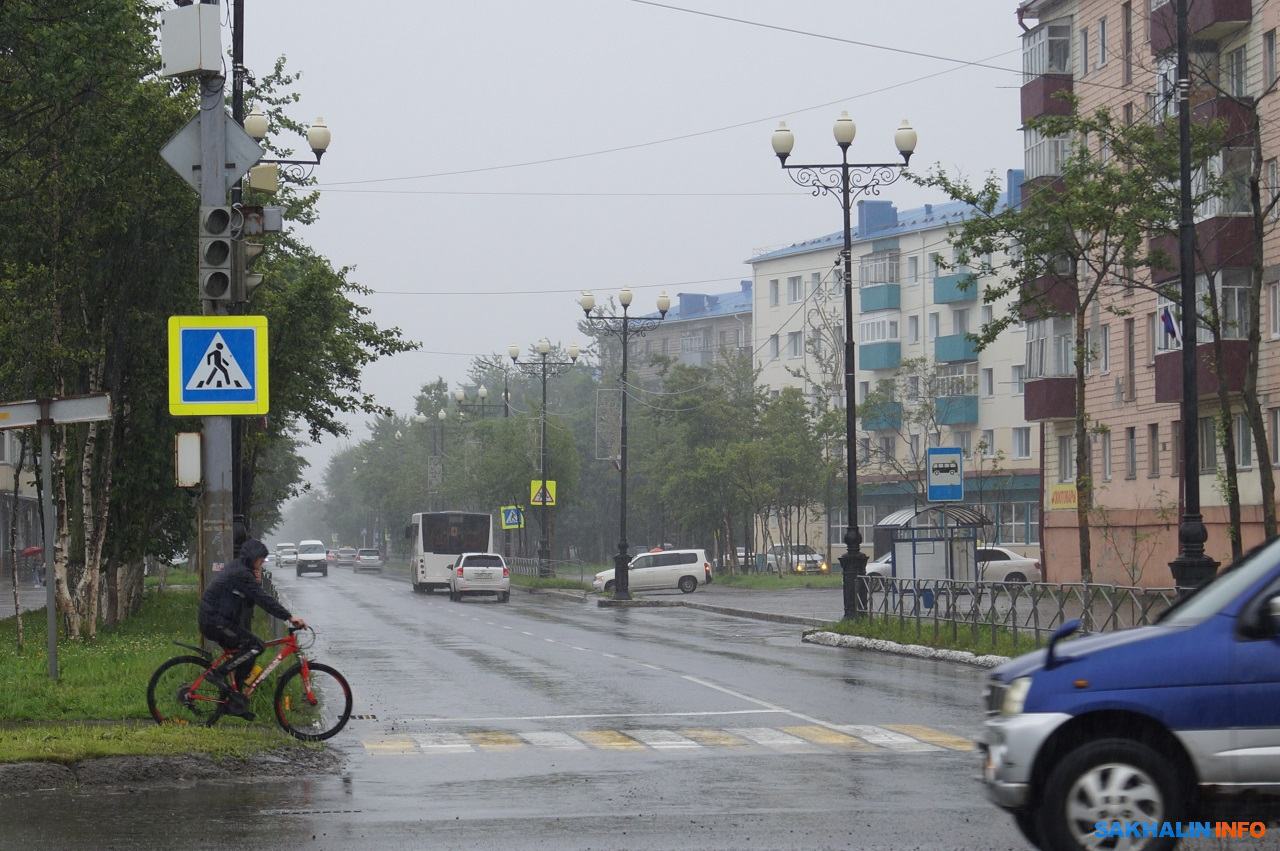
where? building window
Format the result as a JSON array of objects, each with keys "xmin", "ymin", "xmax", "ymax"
[
  {"xmin": 858, "ymin": 381, "xmax": 870, "ymax": 403},
  {"xmin": 907, "ymin": 255, "xmax": 920, "ymax": 285},
  {"xmin": 787, "ymin": 276, "xmax": 803, "ymax": 304},
  {"xmin": 1022, "ymin": 18, "xmax": 1072, "ymax": 82},
  {"xmin": 1271, "ymin": 282, "xmax": 1280, "ymax": 339},
  {"xmin": 1125, "ymin": 426, "xmax": 1137, "ymax": 479},
  {"xmin": 981, "ymin": 368, "xmax": 994, "ymax": 397},
  {"xmin": 954, "ymin": 430, "xmax": 972, "ymax": 455},
  {"xmin": 980, "ymin": 429, "xmax": 996, "ymax": 458},
  {"xmin": 1236, "ymin": 414, "xmax": 1253, "ymax": 469},
  {"xmin": 858, "ymin": 250, "xmax": 900, "ymax": 287},
  {"xmin": 953, "ymin": 308, "xmax": 970, "ymax": 335},
  {"xmin": 1013, "ymin": 427, "xmax": 1032, "ymax": 459},
  {"xmin": 981, "ymin": 304, "xmax": 994, "ymax": 327},
  {"xmin": 1101, "ymin": 431, "xmax": 1112, "ymax": 481},
  {"xmin": 878, "ymin": 435, "xmax": 896, "ymax": 462},
  {"xmin": 1099, "ymin": 324, "xmax": 1111, "ymax": 373},
  {"xmin": 769, "ymin": 280, "xmax": 779, "ymax": 307},
  {"xmin": 1199, "ymin": 416, "xmax": 1218, "ymax": 472},
  {"xmin": 1096, "ymin": 17, "xmax": 1108, "ymax": 68},
  {"xmin": 1122, "ymin": 3, "xmax": 1133, "ymax": 83},
  {"xmin": 909, "ymin": 433, "xmax": 921, "ymax": 463},
  {"xmin": 1226, "ymin": 45, "xmax": 1247, "ymax": 98},
  {"xmin": 928, "ymin": 312, "xmax": 940, "ymax": 341},
  {"xmin": 1267, "ymin": 30, "xmax": 1278, "ymax": 88},
  {"xmin": 1172, "ymin": 420, "xmax": 1182, "ymax": 475},
  {"xmin": 1149, "ymin": 423, "xmax": 1160, "ymax": 476},
  {"xmin": 1078, "ymin": 26, "xmax": 1089, "ymax": 76},
  {"xmin": 1058, "ymin": 435, "xmax": 1075, "ymax": 482},
  {"xmin": 907, "ymin": 314, "xmax": 920, "ymax": 344},
  {"xmin": 1025, "ymin": 126, "xmax": 1069, "ymax": 180},
  {"xmin": 1025, "ymin": 317, "xmax": 1074, "ymax": 378},
  {"xmin": 1012, "ymin": 364, "xmax": 1026, "ymax": 396},
  {"xmin": 787, "ymin": 331, "xmax": 802, "ymax": 358},
  {"xmin": 1124, "ymin": 318, "xmax": 1136, "ymax": 400},
  {"xmin": 768, "ymin": 334, "xmax": 779, "ymax": 359},
  {"xmin": 1155, "ymin": 296, "xmax": 1180, "ymax": 351},
  {"xmin": 859, "ymin": 316, "xmax": 900, "ymax": 343},
  {"xmin": 1200, "ymin": 270, "xmax": 1250, "ymax": 341},
  {"xmin": 1271, "ymin": 409, "xmax": 1280, "ymax": 466},
  {"xmin": 907, "ymin": 375, "xmax": 920, "ymax": 400},
  {"xmin": 810, "ymin": 271, "xmax": 822, "ymax": 296}
]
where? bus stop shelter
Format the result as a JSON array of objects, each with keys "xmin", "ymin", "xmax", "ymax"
[{"xmin": 876, "ymin": 504, "xmax": 991, "ymax": 583}]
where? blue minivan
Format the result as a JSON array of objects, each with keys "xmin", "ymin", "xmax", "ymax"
[{"xmin": 979, "ymin": 539, "xmax": 1280, "ymax": 851}]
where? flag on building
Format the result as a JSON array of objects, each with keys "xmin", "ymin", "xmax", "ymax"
[{"xmin": 1160, "ymin": 305, "xmax": 1181, "ymax": 345}]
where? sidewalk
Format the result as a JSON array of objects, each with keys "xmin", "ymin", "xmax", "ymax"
[{"xmin": 2, "ymin": 577, "xmax": 51, "ymax": 617}]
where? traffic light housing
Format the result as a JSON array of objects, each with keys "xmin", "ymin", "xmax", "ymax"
[
  {"xmin": 199, "ymin": 205, "xmax": 233, "ymax": 300},
  {"xmin": 232, "ymin": 205, "xmax": 266, "ymax": 302}
]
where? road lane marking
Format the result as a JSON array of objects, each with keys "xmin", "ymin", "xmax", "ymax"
[
  {"xmin": 835, "ymin": 725, "xmax": 941, "ymax": 752},
  {"xmin": 883, "ymin": 724, "xmax": 975, "ymax": 751},
  {"xmin": 572, "ymin": 730, "xmax": 646, "ymax": 750},
  {"xmin": 624, "ymin": 729, "xmax": 701, "ymax": 749},
  {"xmin": 782, "ymin": 725, "xmax": 874, "ymax": 750}
]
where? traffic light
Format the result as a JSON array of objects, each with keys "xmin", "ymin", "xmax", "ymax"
[
  {"xmin": 199, "ymin": 205, "xmax": 233, "ymax": 300},
  {"xmin": 232, "ymin": 205, "xmax": 266, "ymax": 302}
]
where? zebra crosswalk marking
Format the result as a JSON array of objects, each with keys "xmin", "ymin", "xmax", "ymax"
[
  {"xmin": 412, "ymin": 732, "xmax": 472, "ymax": 753},
  {"xmin": 468, "ymin": 731, "xmax": 525, "ymax": 750},
  {"xmin": 835, "ymin": 724, "xmax": 942, "ymax": 752},
  {"xmin": 782, "ymin": 725, "xmax": 875, "ymax": 750},
  {"xmin": 573, "ymin": 730, "xmax": 646, "ymax": 750},
  {"xmin": 882, "ymin": 724, "xmax": 975, "ymax": 751},
  {"xmin": 624, "ymin": 729, "xmax": 701, "ymax": 750},
  {"xmin": 726, "ymin": 727, "xmax": 821, "ymax": 751},
  {"xmin": 363, "ymin": 738, "xmax": 418, "ymax": 754},
  {"xmin": 519, "ymin": 731, "xmax": 588, "ymax": 750},
  {"xmin": 678, "ymin": 728, "xmax": 750, "ymax": 747}
]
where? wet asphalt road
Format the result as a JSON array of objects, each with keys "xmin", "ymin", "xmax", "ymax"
[{"xmin": 0, "ymin": 568, "xmax": 1035, "ymax": 850}]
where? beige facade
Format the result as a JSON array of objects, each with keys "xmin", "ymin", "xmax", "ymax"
[{"xmin": 1019, "ymin": 0, "xmax": 1280, "ymax": 585}]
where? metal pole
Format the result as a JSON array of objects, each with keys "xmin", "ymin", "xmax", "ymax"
[
  {"xmin": 1168, "ymin": 0, "xmax": 1218, "ymax": 592},
  {"xmin": 39, "ymin": 405, "xmax": 57, "ymax": 681},
  {"xmin": 614, "ymin": 311, "xmax": 631, "ymax": 600},
  {"xmin": 538, "ymin": 356, "xmax": 551, "ymax": 576}
]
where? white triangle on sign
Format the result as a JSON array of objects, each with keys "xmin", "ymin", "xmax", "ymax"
[{"xmin": 186, "ymin": 332, "xmax": 252, "ymax": 391}]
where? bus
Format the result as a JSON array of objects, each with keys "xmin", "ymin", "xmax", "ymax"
[{"xmin": 405, "ymin": 511, "xmax": 495, "ymax": 594}]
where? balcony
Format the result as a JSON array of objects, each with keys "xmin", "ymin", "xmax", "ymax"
[
  {"xmin": 862, "ymin": 400, "xmax": 902, "ymax": 431},
  {"xmin": 1150, "ymin": 0, "xmax": 1250, "ymax": 55},
  {"xmin": 860, "ymin": 283, "xmax": 900, "ymax": 313},
  {"xmin": 1148, "ymin": 217, "xmax": 1255, "ymax": 284},
  {"xmin": 1019, "ymin": 273, "xmax": 1076, "ymax": 321},
  {"xmin": 934, "ymin": 333, "xmax": 977, "ymax": 363},
  {"xmin": 1153, "ymin": 339, "xmax": 1249, "ymax": 403},
  {"xmin": 1192, "ymin": 95, "xmax": 1255, "ymax": 148},
  {"xmin": 1024, "ymin": 376, "xmax": 1076, "ymax": 421},
  {"xmin": 859, "ymin": 341, "xmax": 901, "ymax": 371},
  {"xmin": 678, "ymin": 349, "xmax": 713, "ymax": 368},
  {"xmin": 933, "ymin": 272, "xmax": 976, "ymax": 304},
  {"xmin": 1021, "ymin": 74, "xmax": 1073, "ymax": 123},
  {"xmin": 934, "ymin": 395, "xmax": 978, "ymax": 425}
]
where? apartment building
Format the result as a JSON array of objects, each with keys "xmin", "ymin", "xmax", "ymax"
[
  {"xmin": 0, "ymin": 430, "xmax": 39, "ymax": 582},
  {"xmin": 748, "ymin": 182, "xmax": 1042, "ymax": 563},
  {"xmin": 1017, "ymin": 0, "xmax": 1279, "ymax": 584},
  {"xmin": 629, "ymin": 282, "xmax": 753, "ymax": 384}
]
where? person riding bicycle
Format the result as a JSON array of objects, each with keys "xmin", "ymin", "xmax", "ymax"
[{"xmin": 197, "ymin": 538, "xmax": 307, "ymax": 717}]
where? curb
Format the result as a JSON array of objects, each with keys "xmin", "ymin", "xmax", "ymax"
[{"xmin": 803, "ymin": 631, "xmax": 1010, "ymax": 668}]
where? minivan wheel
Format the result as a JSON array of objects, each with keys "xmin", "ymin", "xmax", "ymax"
[
  {"xmin": 1036, "ymin": 738, "xmax": 1181, "ymax": 851},
  {"xmin": 678, "ymin": 576, "xmax": 698, "ymax": 594},
  {"xmin": 604, "ymin": 581, "xmax": 615, "ymax": 593}
]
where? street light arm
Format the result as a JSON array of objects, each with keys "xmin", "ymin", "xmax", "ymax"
[{"xmin": 779, "ymin": 162, "xmax": 908, "ymax": 203}]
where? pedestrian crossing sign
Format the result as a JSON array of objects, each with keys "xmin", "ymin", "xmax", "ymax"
[
  {"xmin": 168, "ymin": 315, "xmax": 269, "ymax": 415},
  {"xmin": 530, "ymin": 480, "xmax": 556, "ymax": 506},
  {"xmin": 500, "ymin": 506, "xmax": 524, "ymax": 530}
]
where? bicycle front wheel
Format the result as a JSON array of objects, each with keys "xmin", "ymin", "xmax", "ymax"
[
  {"xmin": 274, "ymin": 662, "xmax": 352, "ymax": 741},
  {"xmin": 147, "ymin": 655, "xmax": 224, "ymax": 727}
]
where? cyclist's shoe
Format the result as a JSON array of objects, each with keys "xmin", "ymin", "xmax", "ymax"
[{"xmin": 227, "ymin": 691, "xmax": 254, "ymax": 720}]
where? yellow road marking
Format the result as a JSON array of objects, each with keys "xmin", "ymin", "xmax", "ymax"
[
  {"xmin": 363, "ymin": 738, "xmax": 418, "ymax": 754},
  {"xmin": 883, "ymin": 724, "xmax": 975, "ymax": 751},
  {"xmin": 572, "ymin": 730, "xmax": 645, "ymax": 750},
  {"xmin": 782, "ymin": 725, "xmax": 874, "ymax": 749},
  {"xmin": 679, "ymin": 728, "xmax": 749, "ymax": 747},
  {"xmin": 467, "ymin": 731, "xmax": 525, "ymax": 750}
]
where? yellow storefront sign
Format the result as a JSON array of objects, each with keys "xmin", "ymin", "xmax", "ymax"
[{"xmin": 1049, "ymin": 483, "xmax": 1078, "ymax": 511}]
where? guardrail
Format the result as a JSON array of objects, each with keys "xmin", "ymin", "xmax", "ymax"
[
  {"xmin": 507, "ymin": 557, "xmax": 592, "ymax": 580},
  {"xmin": 862, "ymin": 577, "xmax": 1178, "ymax": 649}
]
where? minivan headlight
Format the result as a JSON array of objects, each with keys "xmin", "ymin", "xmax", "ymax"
[{"xmin": 1002, "ymin": 677, "xmax": 1032, "ymax": 716}]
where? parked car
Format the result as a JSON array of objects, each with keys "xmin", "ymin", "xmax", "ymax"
[
  {"xmin": 276, "ymin": 544, "xmax": 297, "ymax": 567},
  {"xmin": 355, "ymin": 548, "xmax": 383, "ymax": 573},
  {"xmin": 865, "ymin": 546, "xmax": 1041, "ymax": 585},
  {"xmin": 295, "ymin": 540, "xmax": 328, "ymax": 577},
  {"xmin": 593, "ymin": 548, "xmax": 711, "ymax": 594},
  {"xmin": 336, "ymin": 546, "xmax": 358, "ymax": 568},
  {"xmin": 448, "ymin": 552, "xmax": 510, "ymax": 602},
  {"xmin": 764, "ymin": 544, "xmax": 829, "ymax": 574},
  {"xmin": 979, "ymin": 539, "xmax": 1280, "ymax": 849}
]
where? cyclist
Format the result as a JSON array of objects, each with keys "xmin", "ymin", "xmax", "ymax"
[{"xmin": 197, "ymin": 538, "xmax": 307, "ymax": 718}]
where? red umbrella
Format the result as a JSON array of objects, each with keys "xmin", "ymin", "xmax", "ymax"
[{"xmin": 20, "ymin": 546, "xmax": 41, "ymax": 557}]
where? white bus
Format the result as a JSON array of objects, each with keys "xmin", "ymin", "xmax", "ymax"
[{"xmin": 406, "ymin": 511, "xmax": 495, "ymax": 594}]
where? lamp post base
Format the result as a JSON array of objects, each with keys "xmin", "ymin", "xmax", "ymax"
[
  {"xmin": 1169, "ymin": 552, "xmax": 1218, "ymax": 597},
  {"xmin": 611, "ymin": 549, "xmax": 631, "ymax": 601},
  {"xmin": 840, "ymin": 549, "xmax": 869, "ymax": 621},
  {"xmin": 537, "ymin": 542, "xmax": 552, "ymax": 578}
]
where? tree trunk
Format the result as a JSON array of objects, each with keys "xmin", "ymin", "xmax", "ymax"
[
  {"xmin": 1074, "ymin": 299, "xmax": 1094, "ymax": 584},
  {"xmin": 1246, "ymin": 109, "xmax": 1277, "ymax": 538}
]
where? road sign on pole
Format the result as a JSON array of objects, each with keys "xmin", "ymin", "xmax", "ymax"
[
  {"xmin": 501, "ymin": 506, "xmax": 524, "ymax": 530},
  {"xmin": 530, "ymin": 480, "xmax": 557, "ymax": 506},
  {"xmin": 168, "ymin": 315, "xmax": 269, "ymax": 415},
  {"xmin": 926, "ymin": 447, "xmax": 964, "ymax": 502}
]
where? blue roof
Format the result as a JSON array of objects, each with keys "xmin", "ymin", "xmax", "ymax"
[
  {"xmin": 747, "ymin": 189, "xmax": 1017, "ymax": 265},
  {"xmin": 643, "ymin": 282, "xmax": 754, "ymax": 322}
]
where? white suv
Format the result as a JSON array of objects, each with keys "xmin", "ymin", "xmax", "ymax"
[
  {"xmin": 764, "ymin": 544, "xmax": 829, "ymax": 574},
  {"xmin": 593, "ymin": 548, "xmax": 711, "ymax": 594}
]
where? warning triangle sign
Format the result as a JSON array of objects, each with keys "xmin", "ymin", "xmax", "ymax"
[
  {"xmin": 186, "ymin": 332, "xmax": 251, "ymax": 391},
  {"xmin": 530, "ymin": 480, "xmax": 556, "ymax": 506}
]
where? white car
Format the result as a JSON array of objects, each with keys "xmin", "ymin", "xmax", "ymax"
[
  {"xmin": 865, "ymin": 546, "xmax": 1041, "ymax": 584},
  {"xmin": 763, "ymin": 544, "xmax": 829, "ymax": 574},
  {"xmin": 449, "ymin": 552, "xmax": 510, "ymax": 602},
  {"xmin": 355, "ymin": 548, "xmax": 383, "ymax": 573},
  {"xmin": 276, "ymin": 544, "xmax": 297, "ymax": 567},
  {"xmin": 593, "ymin": 548, "xmax": 711, "ymax": 594}
]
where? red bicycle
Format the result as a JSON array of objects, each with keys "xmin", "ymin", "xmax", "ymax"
[{"xmin": 146, "ymin": 626, "xmax": 352, "ymax": 741}]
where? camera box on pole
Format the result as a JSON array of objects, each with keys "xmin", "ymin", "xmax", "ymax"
[{"xmin": 159, "ymin": 4, "xmax": 224, "ymax": 78}]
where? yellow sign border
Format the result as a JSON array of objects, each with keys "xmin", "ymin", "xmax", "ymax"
[
  {"xmin": 530, "ymin": 480, "xmax": 557, "ymax": 506},
  {"xmin": 168, "ymin": 315, "xmax": 269, "ymax": 416}
]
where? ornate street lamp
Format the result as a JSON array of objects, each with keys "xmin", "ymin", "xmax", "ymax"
[
  {"xmin": 510, "ymin": 339, "xmax": 579, "ymax": 577},
  {"xmin": 579, "ymin": 287, "xmax": 670, "ymax": 601},
  {"xmin": 771, "ymin": 112, "xmax": 916, "ymax": 620},
  {"xmin": 453, "ymin": 385, "xmax": 501, "ymax": 419}
]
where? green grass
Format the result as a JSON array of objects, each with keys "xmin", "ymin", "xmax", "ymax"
[
  {"xmin": 0, "ymin": 588, "xmax": 309, "ymax": 763},
  {"xmin": 714, "ymin": 572, "xmax": 844, "ymax": 590},
  {"xmin": 144, "ymin": 567, "xmax": 199, "ymax": 588},
  {"xmin": 815, "ymin": 613, "xmax": 1041, "ymax": 658}
]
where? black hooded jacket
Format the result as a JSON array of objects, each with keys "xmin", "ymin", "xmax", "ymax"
[{"xmin": 197, "ymin": 539, "xmax": 292, "ymax": 630}]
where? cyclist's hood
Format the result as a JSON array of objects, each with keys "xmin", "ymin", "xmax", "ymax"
[{"xmin": 241, "ymin": 539, "xmax": 268, "ymax": 565}]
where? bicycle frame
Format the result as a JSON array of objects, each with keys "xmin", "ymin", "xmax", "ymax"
[{"xmin": 186, "ymin": 631, "xmax": 308, "ymax": 704}]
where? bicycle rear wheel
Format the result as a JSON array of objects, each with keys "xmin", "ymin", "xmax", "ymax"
[
  {"xmin": 147, "ymin": 656, "xmax": 225, "ymax": 727},
  {"xmin": 273, "ymin": 662, "xmax": 352, "ymax": 741}
]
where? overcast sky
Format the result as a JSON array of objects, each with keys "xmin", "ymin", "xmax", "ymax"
[{"xmin": 238, "ymin": 0, "xmax": 1025, "ymax": 477}]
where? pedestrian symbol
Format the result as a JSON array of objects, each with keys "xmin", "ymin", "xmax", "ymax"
[
  {"xmin": 530, "ymin": 480, "xmax": 557, "ymax": 506},
  {"xmin": 168, "ymin": 315, "xmax": 269, "ymax": 415},
  {"xmin": 187, "ymin": 333, "xmax": 250, "ymax": 390}
]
